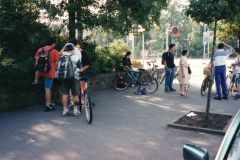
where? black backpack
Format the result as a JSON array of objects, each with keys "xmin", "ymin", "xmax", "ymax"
[
  {"xmin": 36, "ymin": 48, "xmax": 52, "ymax": 72},
  {"xmin": 56, "ymin": 54, "xmax": 74, "ymax": 79}
]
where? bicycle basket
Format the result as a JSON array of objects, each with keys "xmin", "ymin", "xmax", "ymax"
[{"xmin": 203, "ymin": 67, "xmax": 211, "ymax": 75}]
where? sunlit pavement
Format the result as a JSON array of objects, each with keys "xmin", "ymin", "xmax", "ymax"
[{"xmin": 0, "ymin": 59, "xmax": 239, "ymax": 160}]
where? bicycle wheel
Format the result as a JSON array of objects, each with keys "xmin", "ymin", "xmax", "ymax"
[
  {"xmin": 226, "ymin": 75, "xmax": 233, "ymax": 96},
  {"xmin": 141, "ymin": 75, "xmax": 158, "ymax": 93},
  {"xmin": 83, "ymin": 94, "xmax": 92, "ymax": 124},
  {"xmin": 113, "ymin": 73, "xmax": 130, "ymax": 91},
  {"xmin": 200, "ymin": 77, "xmax": 208, "ymax": 96},
  {"xmin": 159, "ymin": 72, "xmax": 166, "ymax": 84}
]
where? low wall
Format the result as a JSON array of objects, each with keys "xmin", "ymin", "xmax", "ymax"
[{"xmin": 0, "ymin": 69, "xmax": 164, "ymax": 111}]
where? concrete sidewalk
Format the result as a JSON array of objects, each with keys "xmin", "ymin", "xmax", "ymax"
[{"xmin": 0, "ymin": 59, "xmax": 239, "ymax": 160}]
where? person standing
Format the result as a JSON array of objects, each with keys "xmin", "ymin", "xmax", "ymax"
[
  {"xmin": 34, "ymin": 38, "xmax": 60, "ymax": 111},
  {"xmin": 60, "ymin": 43, "xmax": 81, "ymax": 116},
  {"xmin": 162, "ymin": 44, "xmax": 176, "ymax": 92},
  {"xmin": 177, "ymin": 50, "xmax": 189, "ymax": 96},
  {"xmin": 213, "ymin": 42, "xmax": 233, "ymax": 100}
]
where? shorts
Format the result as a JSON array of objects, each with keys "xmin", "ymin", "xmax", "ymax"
[
  {"xmin": 45, "ymin": 78, "xmax": 53, "ymax": 89},
  {"xmin": 61, "ymin": 78, "xmax": 80, "ymax": 96}
]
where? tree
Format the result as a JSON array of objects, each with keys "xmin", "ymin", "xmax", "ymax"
[
  {"xmin": 0, "ymin": 0, "xmax": 49, "ymax": 54},
  {"xmin": 186, "ymin": 0, "xmax": 239, "ymax": 120},
  {"xmin": 41, "ymin": 0, "xmax": 168, "ymax": 40}
]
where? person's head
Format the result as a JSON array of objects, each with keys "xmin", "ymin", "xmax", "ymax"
[
  {"xmin": 234, "ymin": 48, "xmax": 240, "ymax": 56},
  {"xmin": 169, "ymin": 44, "xmax": 176, "ymax": 51},
  {"xmin": 125, "ymin": 51, "xmax": 131, "ymax": 58},
  {"xmin": 68, "ymin": 38, "xmax": 81, "ymax": 48},
  {"xmin": 217, "ymin": 43, "xmax": 224, "ymax": 49},
  {"xmin": 181, "ymin": 50, "xmax": 188, "ymax": 56},
  {"xmin": 46, "ymin": 37, "xmax": 56, "ymax": 48},
  {"xmin": 64, "ymin": 43, "xmax": 74, "ymax": 52}
]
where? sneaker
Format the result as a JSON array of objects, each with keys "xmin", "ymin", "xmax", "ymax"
[
  {"xmin": 62, "ymin": 109, "xmax": 69, "ymax": 116},
  {"xmin": 233, "ymin": 95, "xmax": 240, "ymax": 100},
  {"xmin": 214, "ymin": 96, "xmax": 222, "ymax": 100},
  {"xmin": 32, "ymin": 81, "xmax": 39, "ymax": 85},
  {"xmin": 169, "ymin": 88, "xmax": 176, "ymax": 92},
  {"xmin": 44, "ymin": 105, "xmax": 55, "ymax": 112},
  {"xmin": 222, "ymin": 96, "xmax": 228, "ymax": 100},
  {"xmin": 73, "ymin": 108, "xmax": 80, "ymax": 116}
]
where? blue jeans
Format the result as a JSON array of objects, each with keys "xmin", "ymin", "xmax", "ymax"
[
  {"xmin": 214, "ymin": 65, "xmax": 227, "ymax": 97},
  {"xmin": 128, "ymin": 71, "xmax": 140, "ymax": 84},
  {"xmin": 165, "ymin": 67, "xmax": 175, "ymax": 91}
]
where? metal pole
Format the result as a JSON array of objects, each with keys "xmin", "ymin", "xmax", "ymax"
[
  {"xmin": 166, "ymin": 28, "xmax": 169, "ymax": 50},
  {"xmin": 203, "ymin": 44, "xmax": 206, "ymax": 59},
  {"xmin": 207, "ymin": 30, "xmax": 210, "ymax": 59}
]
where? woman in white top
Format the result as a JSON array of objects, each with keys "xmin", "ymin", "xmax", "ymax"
[{"xmin": 177, "ymin": 50, "xmax": 189, "ymax": 96}]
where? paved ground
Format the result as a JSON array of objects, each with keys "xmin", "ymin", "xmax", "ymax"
[{"xmin": 0, "ymin": 59, "xmax": 239, "ymax": 160}]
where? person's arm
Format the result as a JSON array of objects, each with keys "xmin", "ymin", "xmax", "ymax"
[
  {"xmin": 223, "ymin": 42, "xmax": 233, "ymax": 56},
  {"xmin": 162, "ymin": 53, "xmax": 167, "ymax": 68}
]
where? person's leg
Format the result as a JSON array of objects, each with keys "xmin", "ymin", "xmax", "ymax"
[
  {"xmin": 32, "ymin": 71, "xmax": 39, "ymax": 84},
  {"xmin": 62, "ymin": 94, "xmax": 69, "ymax": 115},
  {"xmin": 214, "ymin": 67, "xmax": 222, "ymax": 99},
  {"xmin": 179, "ymin": 84, "xmax": 183, "ymax": 95},
  {"xmin": 61, "ymin": 79, "xmax": 70, "ymax": 115},
  {"xmin": 71, "ymin": 78, "xmax": 80, "ymax": 115},
  {"xmin": 220, "ymin": 66, "xmax": 227, "ymax": 98},
  {"xmin": 164, "ymin": 68, "xmax": 170, "ymax": 92},
  {"xmin": 44, "ymin": 78, "xmax": 54, "ymax": 111},
  {"xmin": 169, "ymin": 68, "xmax": 176, "ymax": 91}
]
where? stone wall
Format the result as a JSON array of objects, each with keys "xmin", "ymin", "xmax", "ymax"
[{"xmin": 0, "ymin": 69, "xmax": 165, "ymax": 111}]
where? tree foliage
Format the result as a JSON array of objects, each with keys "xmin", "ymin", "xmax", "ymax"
[
  {"xmin": 40, "ymin": 0, "xmax": 168, "ymax": 39},
  {"xmin": 0, "ymin": 0, "xmax": 50, "ymax": 54},
  {"xmin": 186, "ymin": 0, "xmax": 233, "ymax": 24}
]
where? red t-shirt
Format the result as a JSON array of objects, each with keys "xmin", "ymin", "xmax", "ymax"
[{"xmin": 35, "ymin": 46, "xmax": 60, "ymax": 78}]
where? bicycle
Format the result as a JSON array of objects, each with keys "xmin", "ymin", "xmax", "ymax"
[
  {"xmin": 78, "ymin": 73, "xmax": 93, "ymax": 124},
  {"xmin": 200, "ymin": 66, "xmax": 214, "ymax": 96},
  {"xmin": 146, "ymin": 60, "xmax": 158, "ymax": 79},
  {"xmin": 226, "ymin": 66, "xmax": 240, "ymax": 97},
  {"xmin": 113, "ymin": 65, "xmax": 158, "ymax": 93}
]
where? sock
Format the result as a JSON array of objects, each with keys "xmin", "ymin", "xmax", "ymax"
[
  {"xmin": 46, "ymin": 102, "xmax": 51, "ymax": 106},
  {"xmin": 34, "ymin": 80, "xmax": 38, "ymax": 83}
]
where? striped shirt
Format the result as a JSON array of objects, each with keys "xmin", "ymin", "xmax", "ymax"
[{"xmin": 213, "ymin": 49, "xmax": 232, "ymax": 66}]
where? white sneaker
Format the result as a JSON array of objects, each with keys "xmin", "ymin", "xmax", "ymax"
[
  {"xmin": 62, "ymin": 109, "xmax": 69, "ymax": 116},
  {"xmin": 73, "ymin": 108, "xmax": 80, "ymax": 116}
]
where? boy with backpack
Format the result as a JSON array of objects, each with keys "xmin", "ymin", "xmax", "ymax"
[
  {"xmin": 57, "ymin": 43, "xmax": 82, "ymax": 116},
  {"xmin": 34, "ymin": 38, "xmax": 60, "ymax": 111}
]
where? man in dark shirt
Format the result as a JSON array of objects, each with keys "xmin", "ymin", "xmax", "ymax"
[{"xmin": 162, "ymin": 44, "xmax": 176, "ymax": 92}]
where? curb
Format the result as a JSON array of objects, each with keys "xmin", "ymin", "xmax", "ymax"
[{"xmin": 167, "ymin": 111, "xmax": 234, "ymax": 136}]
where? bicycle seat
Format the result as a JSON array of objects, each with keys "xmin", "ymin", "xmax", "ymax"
[
  {"xmin": 138, "ymin": 68, "xmax": 146, "ymax": 72},
  {"xmin": 154, "ymin": 65, "xmax": 158, "ymax": 68},
  {"xmin": 229, "ymin": 71, "xmax": 233, "ymax": 73}
]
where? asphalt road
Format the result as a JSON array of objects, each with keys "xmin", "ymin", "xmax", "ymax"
[{"xmin": 0, "ymin": 59, "xmax": 239, "ymax": 160}]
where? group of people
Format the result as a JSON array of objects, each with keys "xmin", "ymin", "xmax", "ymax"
[
  {"xmin": 122, "ymin": 42, "xmax": 240, "ymax": 99},
  {"xmin": 33, "ymin": 38, "xmax": 90, "ymax": 115}
]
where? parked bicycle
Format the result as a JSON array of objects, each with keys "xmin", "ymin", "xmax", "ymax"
[
  {"xmin": 147, "ymin": 60, "xmax": 158, "ymax": 79},
  {"xmin": 200, "ymin": 66, "xmax": 213, "ymax": 96},
  {"xmin": 113, "ymin": 64, "xmax": 158, "ymax": 93},
  {"xmin": 226, "ymin": 66, "xmax": 240, "ymax": 97}
]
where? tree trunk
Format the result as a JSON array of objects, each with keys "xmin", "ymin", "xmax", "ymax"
[
  {"xmin": 68, "ymin": 0, "xmax": 75, "ymax": 40},
  {"xmin": 205, "ymin": 20, "xmax": 217, "ymax": 121}
]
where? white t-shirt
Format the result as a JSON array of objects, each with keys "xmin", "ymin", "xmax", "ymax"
[
  {"xmin": 234, "ymin": 56, "xmax": 240, "ymax": 74},
  {"xmin": 74, "ymin": 47, "xmax": 82, "ymax": 63}
]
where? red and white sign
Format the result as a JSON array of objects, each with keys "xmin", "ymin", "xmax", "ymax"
[{"xmin": 170, "ymin": 26, "xmax": 180, "ymax": 37}]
